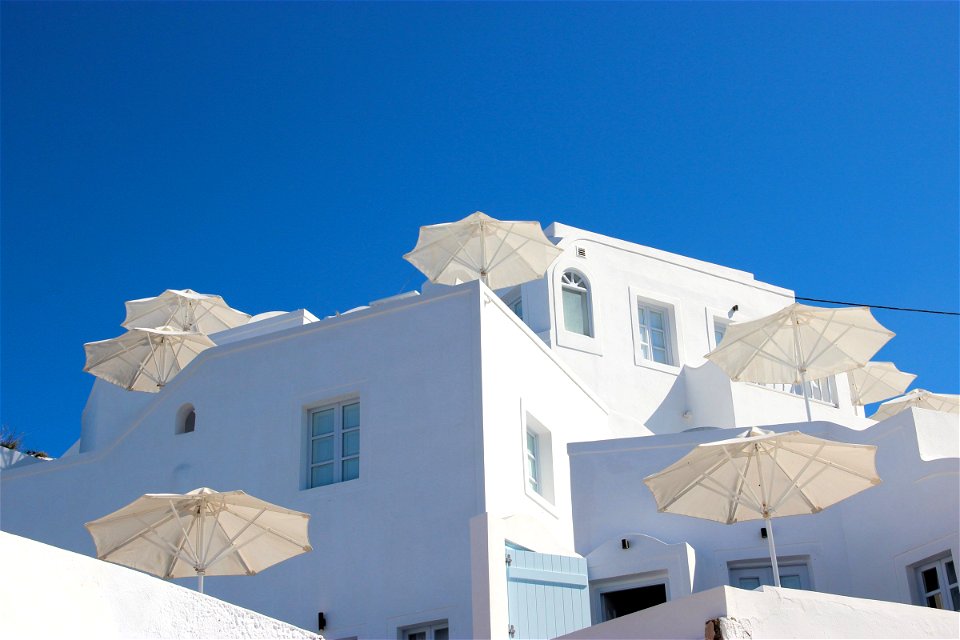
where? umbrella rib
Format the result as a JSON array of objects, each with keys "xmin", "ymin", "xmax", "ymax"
[
  {"xmin": 775, "ymin": 443, "xmax": 879, "ymax": 483},
  {"xmin": 768, "ymin": 442, "xmax": 826, "ymax": 510},
  {"xmin": 656, "ymin": 456, "xmax": 736, "ymax": 512},
  {"xmin": 219, "ymin": 506, "xmax": 307, "ymax": 549},
  {"xmin": 726, "ymin": 451, "xmax": 754, "ymax": 523},
  {"xmin": 202, "ymin": 506, "xmax": 268, "ymax": 569},
  {"xmin": 169, "ymin": 500, "xmax": 202, "ymax": 566},
  {"xmin": 94, "ymin": 509, "xmax": 182, "ymax": 559},
  {"xmin": 198, "ymin": 500, "xmax": 225, "ymax": 571},
  {"xmin": 721, "ymin": 445, "xmax": 766, "ymax": 516}
]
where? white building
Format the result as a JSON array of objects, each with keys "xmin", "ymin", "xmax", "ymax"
[{"xmin": 2, "ymin": 223, "xmax": 957, "ymax": 639}]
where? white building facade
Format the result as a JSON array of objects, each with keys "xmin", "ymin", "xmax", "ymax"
[{"xmin": 1, "ymin": 223, "xmax": 956, "ymax": 639}]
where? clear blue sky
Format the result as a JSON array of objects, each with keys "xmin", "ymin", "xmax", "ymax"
[{"xmin": 2, "ymin": 1, "xmax": 957, "ymax": 457}]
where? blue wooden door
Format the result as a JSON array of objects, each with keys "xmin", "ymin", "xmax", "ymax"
[{"xmin": 506, "ymin": 547, "xmax": 591, "ymax": 639}]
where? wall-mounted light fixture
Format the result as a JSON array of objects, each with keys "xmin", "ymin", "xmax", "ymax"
[
  {"xmin": 760, "ymin": 527, "xmax": 767, "ymax": 539},
  {"xmin": 621, "ymin": 538, "xmax": 630, "ymax": 550},
  {"xmin": 318, "ymin": 612, "xmax": 326, "ymax": 631}
]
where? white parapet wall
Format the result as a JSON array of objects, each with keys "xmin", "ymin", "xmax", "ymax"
[
  {"xmin": 557, "ymin": 585, "xmax": 960, "ymax": 640},
  {"xmin": 0, "ymin": 532, "xmax": 320, "ymax": 640}
]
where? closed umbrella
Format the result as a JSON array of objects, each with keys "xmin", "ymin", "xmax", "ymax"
[
  {"xmin": 870, "ymin": 389, "xmax": 960, "ymax": 421},
  {"xmin": 83, "ymin": 326, "xmax": 215, "ymax": 392},
  {"xmin": 403, "ymin": 211, "xmax": 562, "ymax": 290},
  {"xmin": 643, "ymin": 428, "xmax": 880, "ymax": 587},
  {"xmin": 123, "ymin": 289, "xmax": 250, "ymax": 334},
  {"xmin": 85, "ymin": 488, "xmax": 312, "ymax": 593},
  {"xmin": 705, "ymin": 303, "xmax": 894, "ymax": 421},
  {"xmin": 846, "ymin": 361, "xmax": 917, "ymax": 406}
]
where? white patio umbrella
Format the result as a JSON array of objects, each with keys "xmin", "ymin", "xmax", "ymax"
[
  {"xmin": 85, "ymin": 488, "xmax": 312, "ymax": 593},
  {"xmin": 403, "ymin": 211, "xmax": 562, "ymax": 290},
  {"xmin": 846, "ymin": 361, "xmax": 917, "ymax": 406},
  {"xmin": 123, "ymin": 289, "xmax": 251, "ymax": 334},
  {"xmin": 643, "ymin": 428, "xmax": 880, "ymax": 587},
  {"xmin": 83, "ymin": 326, "xmax": 215, "ymax": 393},
  {"xmin": 705, "ymin": 303, "xmax": 895, "ymax": 421},
  {"xmin": 870, "ymin": 389, "xmax": 960, "ymax": 422}
]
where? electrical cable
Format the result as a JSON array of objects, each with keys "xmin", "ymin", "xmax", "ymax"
[{"xmin": 793, "ymin": 296, "xmax": 960, "ymax": 316}]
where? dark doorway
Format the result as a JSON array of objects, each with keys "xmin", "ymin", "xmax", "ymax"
[{"xmin": 601, "ymin": 583, "xmax": 667, "ymax": 620}]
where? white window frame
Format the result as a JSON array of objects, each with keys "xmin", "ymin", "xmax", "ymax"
[
  {"xmin": 553, "ymin": 264, "xmax": 602, "ymax": 355},
  {"xmin": 636, "ymin": 301, "xmax": 674, "ymax": 365},
  {"xmin": 914, "ymin": 554, "xmax": 958, "ymax": 611},
  {"xmin": 399, "ymin": 620, "xmax": 448, "ymax": 640},
  {"xmin": 522, "ymin": 411, "xmax": 556, "ymax": 511},
  {"xmin": 560, "ymin": 270, "xmax": 593, "ymax": 337},
  {"xmin": 757, "ymin": 377, "xmax": 838, "ymax": 406},
  {"xmin": 306, "ymin": 399, "xmax": 360, "ymax": 489},
  {"xmin": 629, "ymin": 288, "xmax": 683, "ymax": 373}
]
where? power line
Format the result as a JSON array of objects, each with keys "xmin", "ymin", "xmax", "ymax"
[{"xmin": 794, "ymin": 296, "xmax": 960, "ymax": 316}]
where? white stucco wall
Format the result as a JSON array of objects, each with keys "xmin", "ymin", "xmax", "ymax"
[
  {"xmin": 558, "ymin": 585, "xmax": 959, "ymax": 639},
  {"xmin": 0, "ymin": 532, "xmax": 318, "ymax": 640},
  {"xmin": 508, "ymin": 223, "xmax": 870, "ymax": 436},
  {"xmin": 568, "ymin": 412, "xmax": 960, "ymax": 607}
]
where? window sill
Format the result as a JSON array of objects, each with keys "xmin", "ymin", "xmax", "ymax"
[
  {"xmin": 524, "ymin": 485, "xmax": 560, "ymax": 519},
  {"xmin": 633, "ymin": 357, "xmax": 682, "ymax": 375}
]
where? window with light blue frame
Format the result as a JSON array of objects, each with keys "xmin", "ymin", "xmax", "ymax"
[{"xmin": 308, "ymin": 400, "xmax": 360, "ymax": 488}]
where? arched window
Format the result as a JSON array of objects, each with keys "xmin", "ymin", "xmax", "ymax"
[
  {"xmin": 561, "ymin": 270, "xmax": 592, "ymax": 336},
  {"xmin": 176, "ymin": 404, "xmax": 196, "ymax": 434}
]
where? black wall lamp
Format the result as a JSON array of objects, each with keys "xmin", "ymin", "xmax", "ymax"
[{"xmin": 318, "ymin": 612, "xmax": 326, "ymax": 631}]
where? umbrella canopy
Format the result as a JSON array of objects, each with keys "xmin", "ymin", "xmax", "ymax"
[
  {"xmin": 643, "ymin": 427, "xmax": 880, "ymax": 587},
  {"xmin": 403, "ymin": 211, "xmax": 562, "ymax": 290},
  {"xmin": 870, "ymin": 389, "xmax": 960, "ymax": 421},
  {"xmin": 85, "ymin": 487, "xmax": 312, "ymax": 593},
  {"xmin": 705, "ymin": 303, "xmax": 894, "ymax": 420},
  {"xmin": 846, "ymin": 361, "xmax": 917, "ymax": 406},
  {"xmin": 123, "ymin": 289, "xmax": 251, "ymax": 334},
  {"xmin": 84, "ymin": 326, "xmax": 215, "ymax": 393}
]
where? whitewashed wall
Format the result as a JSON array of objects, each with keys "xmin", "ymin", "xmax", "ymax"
[
  {"xmin": 0, "ymin": 532, "xmax": 318, "ymax": 640},
  {"xmin": 568, "ymin": 409, "xmax": 959, "ymax": 606}
]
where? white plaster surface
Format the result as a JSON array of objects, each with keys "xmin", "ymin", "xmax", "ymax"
[
  {"xmin": 0, "ymin": 531, "xmax": 319, "ymax": 640},
  {"xmin": 558, "ymin": 585, "xmax": 959, "ymax": 639}
]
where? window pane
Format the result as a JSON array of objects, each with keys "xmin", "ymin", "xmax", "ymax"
[
  {"xmin": 651, "ymin": 331, "xmax": 665, "ymax": 348},
  {"xmin": 527, "ymin": 432, "xmax": 537, "ymax": 455},
  {"xmin": 653, "ymin": 347, "xmax": 668, "ymax": 364},
  {"xmin": 563, "ymin": 288, "xmax": 587, "ymax": 335},
  {"xmin": 343, "ymin": 402, "xmax": 360, "ymax": 429},
  {"xmin": 927, "ymin": 593, "xmax": 943, "ymax": 608},
  {"xmin": 311, "ymin": 464, "xmax": 334, "ymax": 487},
  {"xmin": 312, "ymin": 436, "xmax": 333, "ymax": 463},
  {"xmin": 951, "ymin": 587, "xmax": 959, "ymax": 612},
  {"xmin": 780, "ymin": 574, "xmax": 802, "ymax": 589},
  {"xmin": 342, "ymin": 457, "xmax": 360, "ymax": 481},
  {"xmin": 739, "ymin": 577, "xmax": 761, "ymax": 590},
  {"xmin": 343, "ymin": 429, "xmax": 360, "ymax": 457},
  {"xmin": 312, "ymin": 409, "xmax": 334, "ymax": 436},
  {"xmin": 923, "ymin": 567, "xmax": 941, "ymax": 593},
  {"xmin": 947, "ymin": 560, "xmax": 957, "ymax": 585},
  {"xmin": 405, "ymin": 633, "xmax": 426, "ymax": 640},
  {"xmin": 183, "ymin": 411, "xmax": 196, "ymax": 433},
  {"xmin": 649, "ymin": 310, "xmax": 664, "ymax": 330},
  {"xmin": 434, "ymin": 628, "xmax": 449, "ymax": 640}
]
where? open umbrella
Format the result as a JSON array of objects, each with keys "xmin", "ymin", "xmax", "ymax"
[
  {"xmin": 85, "ymin": 488, "xmax": 312, "ymax": 593},
  {"xmin": 846, "ymin": 361, "xmax": 917, "ymax": 406},
  {"xmin": 83, "ymin": 326, "xmax": 215, "ymax": 392},
  {"xmin": 643, "ymin": 428, "xmax": 880, "ymax": 587},
  {"xmin": 403, "ymin": 211, "xmax": 562, "ymax": 290},
  {"xmin": 123, "ymin": 289, "xmax": 251, "ymax": 334},
  {"xmin": 870, "ymin": 389, "xmax": 960, "ymax": 421},
  {"xmin": 705, "ymin": 303, "xmax": 895, "ymax": 421}
]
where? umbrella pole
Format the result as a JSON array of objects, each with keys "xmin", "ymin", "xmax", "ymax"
[
  {"xmin": 764, "ymin": 517, "xmax": 782, "ymax": 588},
  {"xmin": 198, "ymin": 570, "xmax": 204, "ymax": 594},
  {"xmin": 800, "ymin": 371, "xmax": 813, "ymax": 422}
]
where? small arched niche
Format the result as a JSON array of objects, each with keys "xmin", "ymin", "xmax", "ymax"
[{"xmin": 176, "ymin": 403, "xmax": 196, "ymax": 435}]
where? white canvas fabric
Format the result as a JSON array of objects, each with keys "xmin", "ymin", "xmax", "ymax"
[
  {"xmin": 85, "ymin": 488, "xmax": 312, "ymax": 590},
  {"xmin": 83, "ymin": 326, "xmax": 215, "ymax": 393},
  {"xmin": 403, "ymin": 211, "xmax": 562, "ymax": 290},
  {"xmin": 643, "ymin": 428, "xmax": 881, "ymax": 524},
  {"xmin": 705, "ymin": 303, "xmax": 894, "ymax": 384},
  {"xmin": 846, "ymin": 361, "xmax": 917, "ymax": 406},
  {"xmin": 870, "ymin": 389, "xmax": 960, "ymax": 421},
  {"xmin": 123, "ymin": 289, "xmax": 250, "ymax": 334}
]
